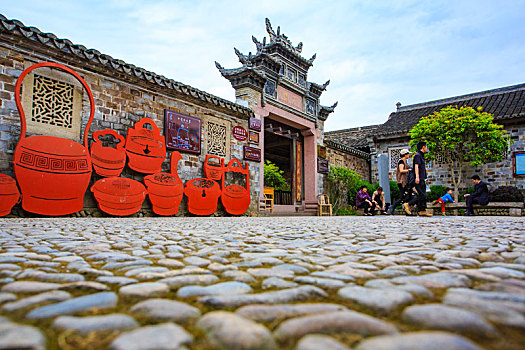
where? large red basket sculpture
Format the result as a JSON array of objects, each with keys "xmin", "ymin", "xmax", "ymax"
[
  {"xmin": 90, "ymin": 129, "xmax": 126, "ymax": 177},
  {"xmin": 0, "ymin": 174, "xmax": 20, "ymax": 217},
  {"xmin": 221, "ymin": 158, "xmax": 251, "ymax": 215},
  {"xmin": 13, "ymin": 62, "xmax": 94, "ymax": 216},
  {"xmin": 125, "ymin": 118, "xmax": 166, "ymax": 174},
  {"xmin": 144, "ymin": 151, "xmax": 184, "ymax": 216}
]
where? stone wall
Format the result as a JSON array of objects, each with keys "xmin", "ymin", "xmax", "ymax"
[
  {"xmin": 371, "ymin": 123, "xmax": 525, "ymax": 191},
  {"xmin": 0, "ymin": 43, "xmax": 261, "ymax": 217}
]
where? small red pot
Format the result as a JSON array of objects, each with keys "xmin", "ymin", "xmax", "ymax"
[
  {"xmin": 184, "ymin": 178, "xmax": 221, "ymax": 216},
  {"xmin": 0, "ymin": 174, "xmax": 20, "ymax": 217},
  {"xmin": 91, "ymin": 177, "xmax": 146, "ymax": 216}
]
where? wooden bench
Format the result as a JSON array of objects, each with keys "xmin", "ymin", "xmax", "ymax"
[{"xmin": 430, "ymin": 202, "xmax": 524, "ymax": 216}]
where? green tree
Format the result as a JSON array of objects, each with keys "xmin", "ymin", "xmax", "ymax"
[
  {"xmin": 409, "ymin": 106, "xmax": 510, "ymax": 202},
  {"xmin": 327, "ymin": 166, "xmax": 362, "ymax": 212},
  {"xmin": 263, "ymin": 161, "xmax": 288, "ymax": 190}
]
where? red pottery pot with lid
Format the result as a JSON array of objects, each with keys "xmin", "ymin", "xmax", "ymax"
[
  {"xmin": 91, "ymin": 177, "xmax": 147, "ymax": 216},
  {"xmin": 144, "ymin": 151, "xmax": 183, "ymax": 216},
  {"xmin": 0, "ymin": 174, "xmax": 20, "ymax": 217},
  {"xmin": 184, "ymin": 178, "xmax": 221, "ymax": 216},
  {"xmin": 221, "ymin": 158, "xmax": 251, "ymax": 215},
  {"xmin": 13, "ymin": 62, "xmax": 95, "ymax": 216},
  {"xmin": 125, "ymin": 118, "xmax": 166, "ymax": 174},
  {"xmin": 90, "ymin": 129, "xmax": 126, "ymax": 177}
]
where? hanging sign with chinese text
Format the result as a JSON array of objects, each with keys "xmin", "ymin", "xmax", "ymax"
[
  {"xmin": 249, "ymin": 117, "xmax": 261, "ymax": 131},
  {"xmin": 164, "ymin": 109, "xmax": 201, "ymax": 154},
  {"xmin": 232, "ymin": 126, "xmax": 248, "ymax": 141},
  {"xmin": 249, "ymin": 131, "xmax": 259, "ymax": 144},
  {"xmin": 318, "ymin": 145, "xmax": 327, "ymax": 159},
  {"xmin": 243, "ymin": 146, "xmax": 261, "ymax": 162},
  {"xmin": 318, "ymin": 158, "xmax": 329, "ymax": 174}
]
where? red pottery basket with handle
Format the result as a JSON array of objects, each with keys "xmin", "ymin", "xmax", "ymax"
[
  {"xmin": 221, "ymin": 158, "xmax": 250, "ymax": 215},
  {"xmin": 144, "ymin": 151, "xmax": 184, "ymax": 216},
  {"xmin": 13, "ymin": 62, "xmax": 95, "ymax": 216},
  {"xmin": 203, "ymin": 155, "xmax": 224, "ymax": 181},
  {"xmin": 90, "ymin": 129, "xmax": 126, "ymax": 177},
  {"xmin": 184, "ymin": 178, "xmax": 221, "ymax": 216},
  {"xmin": 125, "ymin": 118, "xmax": 166, "ymax": 174},
  {"xmin": 0, "ymin": 174, "xmax": 20, "ymax": 217}
]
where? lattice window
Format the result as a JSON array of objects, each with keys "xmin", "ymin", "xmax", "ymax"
[
  {"xmin": 206, "ymin": 121, "xmax": 227, "ymax": 157},
  {"xmin": 32, "ymin": 75, "xmax": 74, "ymax": 128},
  {"xmin": 389, "ymin": 147, "xmax": 406, "ymax": 170}
]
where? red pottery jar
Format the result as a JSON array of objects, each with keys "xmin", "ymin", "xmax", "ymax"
[
  {"xmin": 184, "ymin": 178, "xmax": 221, "ymax": 216},
  {"xmin": 90, "ymin": 129, "xmax": 126, "ymax": 177},
  {"xmin": 91, "ymin": 177, "xmax": 147, "ymax": 216},
  {"xmin": 0, "ymin": 174, "xmax": 20, "ymax": 217},
  {"xmin": 221, "ymin": 158, "xmax": 250, "ymax": 215},
  {"xmin": 125, "ymin": 118, "xmax": 166, "ymax": 174},
  {"xmin": 13, "ymin": 62, "xmax": 95, "ymax": 216},
  {"xmin": 203, "ymin": 155, "xmax": 224, "ymax": 181},
  {"xmin": 144, "ymin": 151, "xmax": 183, "ymax": 216}
]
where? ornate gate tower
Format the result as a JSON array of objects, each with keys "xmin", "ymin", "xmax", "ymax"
[{"xmin": 216, "ymin": 18, "xmax": 336, "ymax": 213}]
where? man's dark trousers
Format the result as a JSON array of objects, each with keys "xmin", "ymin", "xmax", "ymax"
[
  {"xmin": 466, "ymin": 195, "xmax": 488, "ymax": 213},
  {"xmin": 409, "ymin": 180, "xmax": 427, "ymax": 211}
]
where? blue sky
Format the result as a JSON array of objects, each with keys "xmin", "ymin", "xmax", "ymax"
[{"xmin": 4, "ymin": 0, "xmax": 525, "ymax": 131}]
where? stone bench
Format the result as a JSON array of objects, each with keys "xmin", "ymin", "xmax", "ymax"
[{"xmin": 430, "ymin": 202, "xmax": 524, "ymax": 217}]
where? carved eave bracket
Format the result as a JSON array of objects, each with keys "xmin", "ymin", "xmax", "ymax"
[
  {"xmin": 215, "ymin": 61, "xmax": 267, "ymax": 93},
  {"xmin": 318, "ymin": 101, "xmax": 338, "ymax": 121}
]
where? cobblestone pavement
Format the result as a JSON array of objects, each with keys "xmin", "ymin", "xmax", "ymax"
[{"xmin": 0, "ymin": 216, "xmax": 524, "ymax": 350}]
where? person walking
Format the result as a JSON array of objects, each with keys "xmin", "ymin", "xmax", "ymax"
[
  {"xmin": 464, "ymin": 175, "xmax": 489, "ymax": 216},
  {"xmin": 405, "ymin": 141, "xmax": 432, "ymax": 217},
  {"xmin": 356, "ymin": 185, "xmax": 376, "ymax": 216},
  {"xmin": 388, "ymin": 149, "xmax": 411, "ymax": 215},
  {"xmin": 434, "ymin": 187, "xmax": 454, "ymax": 216}
]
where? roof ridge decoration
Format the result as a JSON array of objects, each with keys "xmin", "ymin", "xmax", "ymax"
[{"xmin": 0, "ymin": 14, "xmax": 254, "ymax": 119}]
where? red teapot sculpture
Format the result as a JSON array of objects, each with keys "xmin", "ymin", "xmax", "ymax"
[
  {"xmin": 221, "ymin": 158, "xmax": 251, "ymax": 215},
  {"xmin": 125, "ymin": 118, "xmax": 166, "ymax": 174},
  {"xmin": 184, "ymin": 178, "xmax": 221, "ymax": 216},
  {"xmin": 13, "ymin": 62, "xmax": 94, "ymax": 216},
  {"xmin": 91, "ymin": 177, "xmax": 147, "ymax": 216},
  {"xmin": 144, "ymin": 151, "xmax": 183, "ymax": 216},
  {"xmin": 90, "ymin": 129, "xmax": 126, "ymax": 177},
  {"xmin": 0, "ymin": 174, "xmax": 20, "ymax": 217},
  {"xmin": 203, "ymin": 155, "xmax": 224, "ymax": 181}
]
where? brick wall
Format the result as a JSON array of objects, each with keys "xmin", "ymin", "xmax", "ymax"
[
  {"xmin": 0, "ymin": 44, "xmax": 261, "ymax": 216},
  {"xmin": 326, "ymin": 146, "xmax": 370, "ymax": 182}
]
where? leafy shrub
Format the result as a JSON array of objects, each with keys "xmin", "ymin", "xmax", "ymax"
[
  {"xmin": 263, "ymin": 161, "xmax": 288, "ymax": 190},
  {"xmin": 427, "ymin": 185, "xmax": 448, "ymax": 202},
  {"xmin": 489, "ymin": 186, "xmax": 525, "ymax": 202},
  {"xmin": 335, "ymin": 206, "xmax": 357, "ymax": 216},
  {"xmin": 327, "ymin": 167, "xmax": 362, "ymax": 212},
  {"xmin": 390, "ymin": 180, "xmax": 400, "ymax": 204}
]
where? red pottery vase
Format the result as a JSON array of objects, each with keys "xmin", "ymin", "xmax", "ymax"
[
  {"xmin": 13, "ymin": 62, "xmax": 95, "ymax": 216},
  {"xmin": 144, "ymin": 151, "xmax": 183, "ymax": 216},
  {"xmin": 90, "ymin": 129, "xmax": 126, "ymax": 177},
  {"xmin": 125, "ymin": 118, "xmax": 166, "ymax": 174},
  {"xmin": 0, "ymin": 174, "xmax": 20, "ymax": 217}
]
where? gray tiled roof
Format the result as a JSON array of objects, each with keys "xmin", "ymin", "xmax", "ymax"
[
  {"xmin": 325, "ymin": 124, "xmax": 379, "ymax": 149},
  {"xmin": 374, "ymin": 83, "xmax": 525, "ymax": 137},
  {"xmin": 0, "ymin": 14, "xmax": 254, "ymax": 118}
]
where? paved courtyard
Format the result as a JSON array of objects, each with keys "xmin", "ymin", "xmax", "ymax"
[{"xmin": 0, "ymin": 216, "xmax": 524, "ymax": 350}]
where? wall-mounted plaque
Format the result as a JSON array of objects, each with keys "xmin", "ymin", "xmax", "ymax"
[
  {"xmin": 318, "ymin": 158, "xmax": 329, "ymax": 174},
  {"xmin": 513, "ymin": 151, "xmax": 525, "ymax": 177},
  {"xmin": 243, "ymin": 146, "xmax": 261, "ymax": 162},
  {"xmin": 164, "ymin": 109, "xmax": 201, "ymax": 154},
  {"xmin": 249, "ymin": 117, "xmax": 261, "ymax": 131},
  {"xmin": 232, "ymin": 126, "xmax": 248, "ymax": 141},
  {"xmin": 249, "ymin": 131, "xmax": 259, "ymax": 144},
  {"xmin": 318, "ymin": 145, "xmax": 327, "ymax": 159}
]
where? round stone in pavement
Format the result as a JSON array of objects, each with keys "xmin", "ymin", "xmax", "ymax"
[
  {"xmin": 197, "ymin": 311, "xmax": 277, "ymax": 350},
  {"xmin": 52, "ymin": 314, "xmax": 138, "ymax": 334},
  {"xmin": 0, "ymin": 322, "xmax": 45, "ymax": 350},
  {"xmin": 273, "ymin": 310, "xmax": 398, "ymax": 342},
  {"xmin": 2, "ymin": 290, "xmax": 71, "ymax": 312},
  {"xmin": 338, "ymin": 286, "xmax": 414, "ymax": 312},
  {"xmin": 26, "ymin": 292, "xmax": 118, "ymax": 319},
  {"xmin": 177, "ymin": 281, "xmax": 252, "ymax": 298},
  {"xmin": 296, "ymin": 334, "xmax": 350, "ymax": 350},
  {"xmin": 236, "ymin": 303, "xmax": 348, "ymax": 323},
  {"xmin": 110, "ymin": 323, "xmax": 193, "ymax": 350},
  {"xmin": 354, "ymin": 331, "xmax": 483, "ymax": 350},
  {"xmin": 129, "ymin": 298, "xmax": 201, "ymax": 322},
  {"xmin": 1, "ymin": 281, "xmax": 61, "ymax": 293},
  {"xmin": 402, "ymin": 304, "xmax": 498, "ymax": 337},
  {"xmin": 119, "ymin": 282, "xmax": 169, "ymax": 298}
]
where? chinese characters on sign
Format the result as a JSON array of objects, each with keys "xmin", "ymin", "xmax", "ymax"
[
  {"xmin": 317, "ymin": 145, "xmax": 327, "ymax": 159},
  {"xmin": 232, "ymin": 126, "xmax": 248, "ymax": 141},
  {"xmin": 243, "ymin": 146, "xmax": 261, "ymax": 162},
  {"xmin": 278, "ymin": 85, "xmax": 303, "ymax": 111},
  {"xmin": 249, "ymin": 117, "xmax": 261, "ymax": 131},
  {"xmin": 295, "ymin": 142, "xmax": 302, "ymax": 202},
  {"xmin": 164, "ymin": 109, "xmax": 201, "ymax": 154},
  {"xmin": 249, "ymin": 131, "xmax": 259, "ymax": 144},
  {"xmin": 318, "ymin": 159, "xmax": 329, "ymax": 174}
]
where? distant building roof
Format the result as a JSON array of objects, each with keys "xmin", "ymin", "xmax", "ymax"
[
  {"xmin": 374, "ymin": 83, "xmax": 525, "ymax": 138},
  {"xmin": 0, "ymin": 14, "xmax": 254, "ymax": 118},
  {"xmin": 325, "ymin": 124, "xmax": 379, "ymax": 149}
]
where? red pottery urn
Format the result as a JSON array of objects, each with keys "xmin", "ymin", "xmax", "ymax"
[
  {"xmin": 90, "ymin": 129, "xmax": 126, "ymax": 177},
  {"xmin": 144, "ymin": 151, "xmax": 183, "ymax": 216},
  {"xmin": 125, "ymin": 118, "xmax": 166, "ymax": 174},
  {"xmin": 221, "ymin": 158, "xmax": 251, "ymax": 215},
  {"xmin": 184, "ymin": 178, "xmax": 221, "ymax": 216},
  {"xmin": 13, "ymin": 62, "xmax": 95, "ymax": 216},
  {"xmin": 91, "ymin": 177, "xmax": 147, "ymax": 216},
  {"xmin": 0, "ymin": 174, "xmax": 20, "ymax": 217}
]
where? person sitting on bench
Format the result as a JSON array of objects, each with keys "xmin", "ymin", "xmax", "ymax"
[
  {"xmin": 356, "ymin": 185, "xmax": 377, "ymax": 216},
  {"xmin": 464, "ymin": 175, "xmax": 489, "ymax": 216}
]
